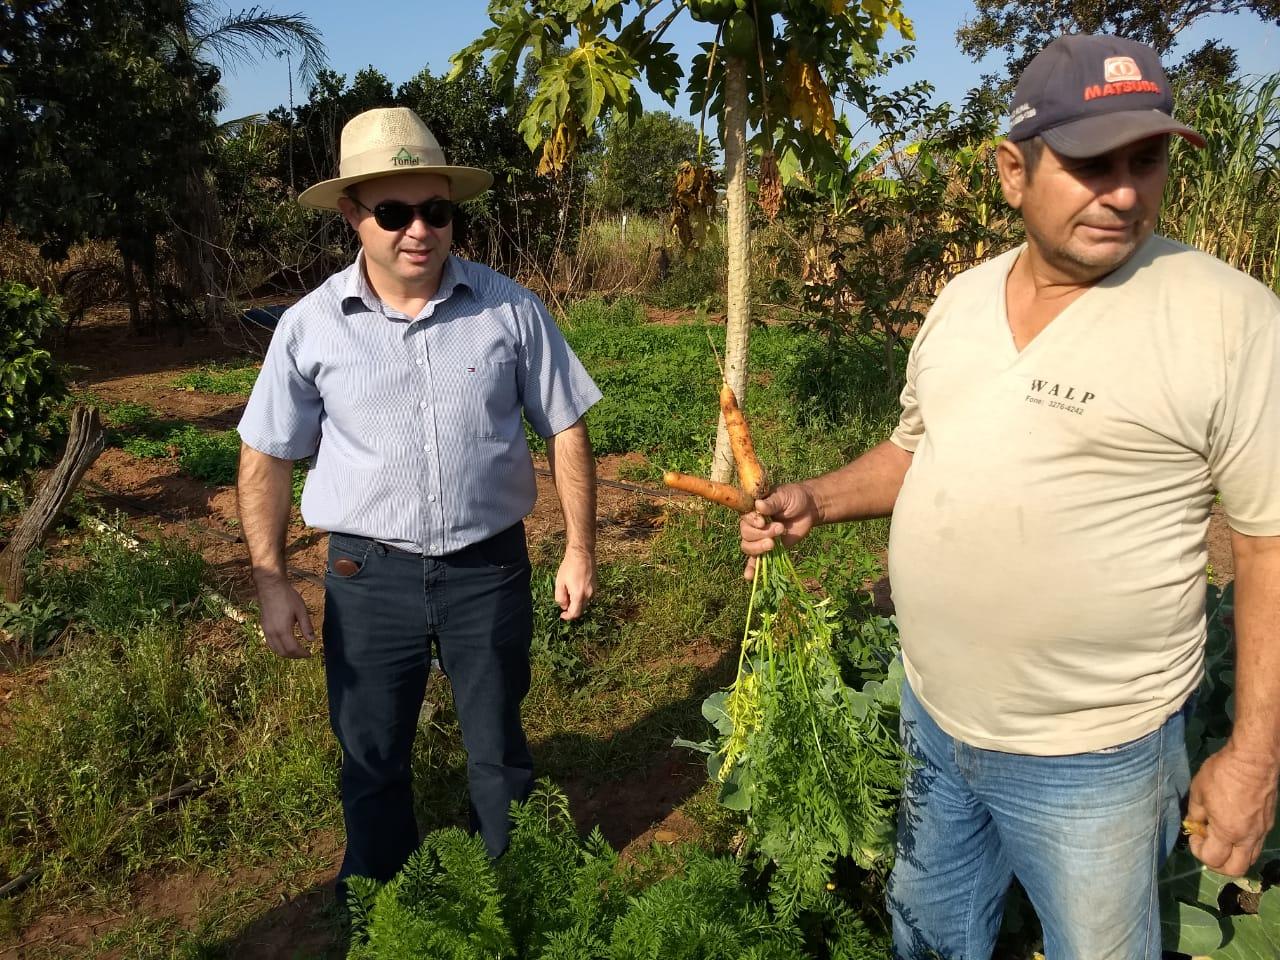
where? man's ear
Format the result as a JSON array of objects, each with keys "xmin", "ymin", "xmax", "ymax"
[
  {"xmin": 336, "ymin": 196, "xmax": 360, "ymax": 232},
  {"xmin": 996, "ymin": 140, "xmax": 1026, "ymax": 211}
]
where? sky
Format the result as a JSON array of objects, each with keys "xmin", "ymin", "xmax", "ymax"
[{"xmin": 215, "ymin": 1, "xmax": 1280, "ymax": 127}]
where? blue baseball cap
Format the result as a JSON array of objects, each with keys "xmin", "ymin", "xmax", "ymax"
[{"xmin": 1008, "ymin": 35, "xmax": 1205, "ymax": 157}]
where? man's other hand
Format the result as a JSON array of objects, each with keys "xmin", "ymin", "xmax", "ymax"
[
  {"xmin": 555, "ymin": 547, "xmax": 596, "ymax": 621},
  {"xmin": 1187, "ymin": 741, "xmax": 1279, "ymax": 877},
  {"xmin": 255, "ymin": 575, "xmax": 316, "ymax": 658}
]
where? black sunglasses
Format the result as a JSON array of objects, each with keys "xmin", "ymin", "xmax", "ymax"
[{"xmin": 351, "ymin": 195, "xmax": 457, "ymax": 231}]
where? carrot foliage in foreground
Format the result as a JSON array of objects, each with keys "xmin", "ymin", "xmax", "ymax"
[
  {"xmin": 678, "ymin": 548, "xmax": 906, "ymax": 919},
  {"xmin": 345, "ymin": 782, "xmax": 890, "ymax": 959}
]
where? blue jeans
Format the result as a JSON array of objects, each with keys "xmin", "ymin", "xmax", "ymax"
[
  {"xmin": 322, "ymin": 524, "xmax": 534, "ymax": 884},
  {"xmin": 889, "ymin": 678, "xmax": 1191, "ymax": 960}
]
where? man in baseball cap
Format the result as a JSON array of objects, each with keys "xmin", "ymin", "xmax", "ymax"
[
  {"xmin": 740, "ymin": 34, "xmax": 1280, "ymax": 959},
  {"xmin": 236, "ymin": 107, "xmax": 603, "ymax": 897}
]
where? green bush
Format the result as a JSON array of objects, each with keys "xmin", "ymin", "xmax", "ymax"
[
  {"xmin": 26, "ymin": 526, "xmax": 209, "ymax": 635},
  {"xmin": 0, "ymin": 282, "xmax": 66, "ymax": 499},
  {"xmin": 123, "ymin": 425, "xmax": 241, "ymax": 486}
]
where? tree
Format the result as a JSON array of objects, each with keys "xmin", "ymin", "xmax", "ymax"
[
  {"xmin": 591, "ymin": 110, "xmax": 701, "ymax": 214},
  {"xmin": 0, "ymin": 0, "xmax": 221, "ymax": 333},
  {"xmin": 0, "ymin": 1, "xmax": 325, "ymax": 334},
  {"xmin": 165, "ymin": 3, "xmax": 327, "ymax": 329},
  {"xmin": 452, "ymin": 0, "xmax": 914, "ymax": 483},
  {"xmin": 957, "ymin": 0, "xmax": 1280, "ymax": 87}
]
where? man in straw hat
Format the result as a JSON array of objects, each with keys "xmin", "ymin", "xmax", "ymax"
[
  {"xmin": 741, "ymin": 34, "xmax": 1280, "ymax": 958},
  {"xmin": 236, "ymin": 107, "xmax": 602, "ymax": 891}
]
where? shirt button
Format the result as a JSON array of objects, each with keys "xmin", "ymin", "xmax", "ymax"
[
  {"xmin": 423, "ymin": 444, "xmax": 430, "ymax": 452},
  {"xmin": 415, "ymin": 358, "xmax": 424, "ymax": 366},
  {"xmin": 419, "ymin": 401, "xmax": 428, "ymax": 410},
  {"xmin": 428, "ymin": 494, "xmax": 437, "ymax": 503}
]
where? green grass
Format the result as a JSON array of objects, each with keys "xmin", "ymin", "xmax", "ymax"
[
  {"xmin": 0, "ymin": 522, "xmax": 336, "ymax": 938},
  {"xmin": 552, "ymin": 296, "xmax": 901, "ymax": 487},
  {"xmin": 173, "ymin": 361, "xmax": 262, "ymax": 396}
]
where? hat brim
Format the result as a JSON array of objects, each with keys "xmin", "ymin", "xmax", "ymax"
[
  {"xmin": 1040, "ymin": 110, "xmax": 1205, "ymax": 158},
  {"xmin": 297, "ymin": 165, "xmax": 494, "ymax": 209}
]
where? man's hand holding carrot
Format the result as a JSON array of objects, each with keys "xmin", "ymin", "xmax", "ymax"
[{"xmin": 739, "ymin": 483, "xmax": 821, "ymax": 579}]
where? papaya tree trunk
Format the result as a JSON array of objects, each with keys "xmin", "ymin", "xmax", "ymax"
[{"xmin": 711, "ymin": 57, "xmax": 751, "ymax": 485}]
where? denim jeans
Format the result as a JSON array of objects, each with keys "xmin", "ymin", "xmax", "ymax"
[
  {"xmin": 322, "ymin": 524, "xmax": 534, "ymax": 885},
  {"xmin": 889, "ymin": 678, "xmax": 1191, "ymax": 960}
]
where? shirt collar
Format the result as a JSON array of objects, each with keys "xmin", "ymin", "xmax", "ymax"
[{"xmin": 340, "ymin": 251, "xmax": 472, "ymax": 320}]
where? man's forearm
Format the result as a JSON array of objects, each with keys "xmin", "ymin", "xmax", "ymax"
[
  {"xmin": 237, "ymin": 443, "xmax": 295, "ymax": 584},
  {"xmin": 1226, "ymin": 530, "xmax": 1280, "ymax": 767},
  {"xmin": 801, "ymin": 439, "xmax": 914, "ymax": 526},
  {"xmin": 546, "ymin": 419, "xmax": 596, "ymax": 555}
]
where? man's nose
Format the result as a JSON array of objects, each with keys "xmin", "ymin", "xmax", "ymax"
[
  {"xmin": 1099, "ymin": 171, "xmax": 1140, "ymax": 209},
  {"xmin": 403, "ymin": 213, "xmax": 432, "ymax": 238}
]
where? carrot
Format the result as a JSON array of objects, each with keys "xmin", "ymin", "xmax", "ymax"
[
  {"xmin": 719, "ymin": 382, "xmax": 769, "ymax": 499},
  {"xmin": 663, "ymin": 471, "xmax": 754, "ymax": 514},
  {"xmin": 1182, "ymin": 818, "xmax": 1209, "ymax": 839}
]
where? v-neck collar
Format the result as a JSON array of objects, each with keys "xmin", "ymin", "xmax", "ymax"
[{"xmin": 995, "ymin": 238, "xmax": 1152, "ymax": 366}]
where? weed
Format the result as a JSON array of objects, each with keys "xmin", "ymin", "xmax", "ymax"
[
  {"xmin": 561, "ymin": 295, "xmax": 646, "ymax": 330},
  {"xmin": 0, "ymin": 523, "xmax": 337, "ymax": 909},
  {"xmin": 123, "ymin": 425, "xmax": 240, "ymax": 486},
  {"xmin": 0, "ymin": 593, "xmax": 70, "ymax": 659},
  {"xmin": 173, "ymin": 361, "xmax": 262, "ymax": 396}
]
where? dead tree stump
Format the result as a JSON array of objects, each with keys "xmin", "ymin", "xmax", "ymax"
[{"xmin": 1, "ymin": 406, "xmax": 106, "ymax": 602}]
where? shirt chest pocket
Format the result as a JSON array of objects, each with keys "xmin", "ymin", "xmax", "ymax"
[{"xmin": 436, "ymin": 360, "xmax": 520, "ymax": 440}]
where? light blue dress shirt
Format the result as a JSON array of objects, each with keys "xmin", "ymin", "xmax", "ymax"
[{"xmin": 237, "ymin": 253, "xmax": 601, "ymax": 555}]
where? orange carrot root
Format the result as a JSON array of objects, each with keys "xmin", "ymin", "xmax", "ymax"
[
  {"xmin": 719, "ymin": 383, "xmax": 769, "ymax": 498},
  {"xmin": 1182, "ymin": 818, "xmax": 1209, "ymax": 839},
  {"xmin": 663, "ymin": 471, "xmax": 754, "ymax": 513}
]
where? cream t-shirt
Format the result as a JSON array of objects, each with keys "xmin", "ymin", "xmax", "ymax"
[{"xmin": 889, "ymin": 234, "xmax": 1280, "ymax": 755}]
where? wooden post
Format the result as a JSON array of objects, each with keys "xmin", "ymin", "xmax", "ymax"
[{"xmin": 1, "ymin": 406, "xmax": 106, "ymax": 602}]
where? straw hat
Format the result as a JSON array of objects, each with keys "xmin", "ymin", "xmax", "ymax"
[{"xmin": 297, "ymin": 107, "xmax": 494, "ymax": 209}]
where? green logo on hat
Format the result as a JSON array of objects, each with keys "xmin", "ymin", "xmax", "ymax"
[{"xmin": 392, "ymin": 147, "xmax": 421, "ymax": 167}]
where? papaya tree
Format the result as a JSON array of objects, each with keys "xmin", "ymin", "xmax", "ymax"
[{"xmin": 452, "ymin": 0, "xmax": 914, "ymax": 482}]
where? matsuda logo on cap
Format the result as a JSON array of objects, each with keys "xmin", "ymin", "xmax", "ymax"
[
  {"xmin": 391, "ymin": 147, "xmax": 422, "ymax": 167},
  {"xmin": 1084, "ymin": 56, "xmax": 1161, "ymax": 101},
  {"xmin": 1103, "ymin": 57, "xmax": 1142, "ymax": 82}
]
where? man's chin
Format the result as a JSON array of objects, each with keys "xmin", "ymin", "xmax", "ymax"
[{"xmin": 1060, "ymin": 238, "xmax": 1139, "ymax": 276}]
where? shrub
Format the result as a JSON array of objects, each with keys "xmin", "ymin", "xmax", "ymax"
[
  {"xmin": 0, "ymin": 283, "xmax": 66, "ymax": 497},
  {"xmin": 123, "ymin": 425, "xmax": 241, "ymax": 486}
]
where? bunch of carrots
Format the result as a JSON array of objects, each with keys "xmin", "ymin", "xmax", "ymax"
[{"xmin": 666, "ymin": 385, "xmax": 905, "ymax": 917}]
